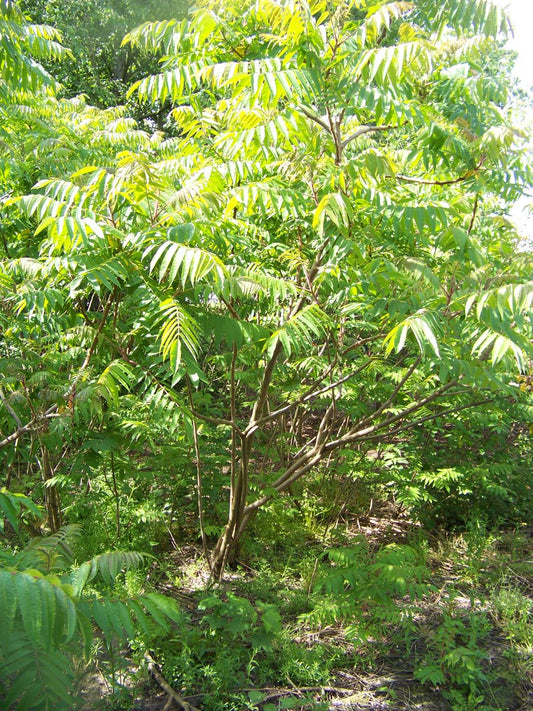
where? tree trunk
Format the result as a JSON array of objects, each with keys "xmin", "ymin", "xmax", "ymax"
[
  {"xmin": 41, "ymin": 446, "xmax": 61, "ymax": 532},
  {"xmin": 210, "ymin": 455, "xmax": 252, "ymax": 579},
  {"xmin": 210, "ymin": 509, "xmax": 253, "ymax": 579}
]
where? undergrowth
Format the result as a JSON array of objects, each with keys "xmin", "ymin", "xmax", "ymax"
[
  {"xmin": 134, "ymin": 514, "xmax": 533, "ymax": 711},
  {"xmin": 3, "ymin": 474, "xmax": 532, "ymax": 710}
]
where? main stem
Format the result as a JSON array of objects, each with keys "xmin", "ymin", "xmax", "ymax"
[{"xmin": 211, "ymin": 253, "xmax": 326, "ymax": 578}]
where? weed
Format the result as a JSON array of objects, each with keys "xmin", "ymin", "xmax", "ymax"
[
  {"xmin": 415, "ymin": 602, "xmax": 491, "ymax": 710},
  {"xmin": 491, "ymin": 586, "xmax": 533, "ymax": 649}
]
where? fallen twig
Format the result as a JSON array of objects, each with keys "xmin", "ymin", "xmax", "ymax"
[
  {"xmin": 144, "ymin": 652, "xmax": 201, "ymax": 711},
  {"xmin": 226, "ymin": 685, "xmax": 356, "ymax": 700}
]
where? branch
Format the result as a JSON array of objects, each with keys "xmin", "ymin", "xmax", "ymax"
[
  {"xmin": 108, "ymin": 337, "xmax": 243, "ymax": 433},
  {"xmin": 247, "ymin": 340, "xmax": 284, "ymax": 435},
  {"xmin": 468, "ymin": 193, "xmax": 479, "ymax": 234},
  {"xmin": 245, "ymin": 252, "xmax": 324, "ymax": 437},
  {"xmin": 185, "ymin": 685, "xmax": 356, "ymax": 703},
  {"xmin": 220, "ymin": 294, "xmax": 241, "ymax": 320},
  {"xmin": 230, "ymin": 344, "xmax": 238, "ymax": 505},
  {"xmin": 0, "ymin": 386, "xmax": 21, "ymax": 429},
  {"xmin": 0, "ymin": 406, "xmax": 58, "ymax": 450},
  {"xmin": 189, "ymin": 409, "xmax": 243, "ymax": 432},
  {"xmin": 244, "ymin": 379, "xmax": 463, "ymax": 514},
  {"xmin": 243, "ymin": 358, "xmax": 374, "ymax": 435},
  {"xmin": 299, "ymin": 105, "xmax": 331, "ymax": 133},
  {"xmin": 230, "ymin": 686, "xmax": 355, "ymax": 697},
  {"xmin": 394, "ymin": 160, "xmax": 484, "ymax": 187},
  {"xmin": 341, "ymin": 124, "xmax": 396, "ymax": 149},
  {"xmin": 325, "ymin": 380, "xmax": 458, "ymax": 451},
  {"xmin": 315, "ymin": 401, "xmax": 336, "ymax": 447},
  {"xmin": 0, "ymin": 292, "xmax": 116, "ymax": 451},
  {"xmin": 364, "ymin": 396, "xmax": 493, "ymax": 441},
  {"xmin": 395, "ymin": 172, "xmax": 477, "ymax": 187},
  {"xmin": 243, "ymin": 242, "xmax": 332, "ymax": 438},
  {"xmin": 355, "ymin": 357, "xmax": 422, "ymax": 431},
  {"xmin": 69, "ymin": 289, "xmax": 116, "ymax": 396},
  {"xmin": 246, "ymin": 446, "xmax": 325, "ymax": 514},
  {"xmin": 187, "ymin": 377, "xmax": 212, "ymax": 573}
]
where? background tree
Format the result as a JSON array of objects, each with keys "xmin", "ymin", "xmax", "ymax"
[
  {"xmin": 0, "ymin": 9, "xmax": 183, "ymax": 708},
  {"xmin": 18, "ymin": 0, "xmax": 188, "ymax": 109}
]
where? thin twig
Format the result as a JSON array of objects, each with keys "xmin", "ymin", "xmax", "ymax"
[
  {"xmin": 395, "ymin": 171, "xmax": 477, "ymax": 186},
  {"xmin": 0, "ymin": 407, "xmax": 59, "ymax": 450},
  {"xmin": 244, "ymin": 358, "xmax": 374, "ymax": 435},
  {"xmin": 226, "ymin": 684, "xmax": 355, "ymax": 697},
  {"xmin": 362, "ymin": 397, "xmax": 493, "ymax": 441},
  {"xmin": 468, "ymin": 194, "xmax": 479, "ymax": 234}
]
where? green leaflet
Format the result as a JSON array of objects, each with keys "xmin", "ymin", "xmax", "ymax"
[
  {"xmin": 0, "ymin": 2, "xmax": 70, "ymax": 97},
  {"xmin": 96, "ymin": 361, "xmax": 136, "ymax": 408},
  {"xmin": 81, "ymin": 550, "xmax": 149, "ymax": 588},
  {"xmin": 355, "ymin": 41, "xmax": 433, "ymax": 89},
  {"xmin": 197, "ymin": 312, "xmax": 270, "ymax": 349},
  {"xmin": 384, "ymin": 311, "xmax": 442, "ymax": 357},
  {"xmin": 0, "ymin": 516, "xmax": 182, "ymax": 708},
  {"xmin": 0, "ymin": 635, "xmax": 75, "ymax": 710},
  {"xmin": 412, "ymin": 0, "xmax": 509, "ymax": 37},
  {"xmin": 471, "ymin": 329, "xmax": 528, "ymax": 370},
  {"xmin": 0, "ymin": 489, "xmax": 42, "ymax": 534},
  {"xmin": 266, "ymin": 304, "xmax": 331, "ymax": 358},
  {"xmin": 0, "ymin": 570, "xmax": 76, "ymax": 651},
  {"xmin": 145, "ymin": 240, "xmax": 227, "ymax": 288},
  {"xmin": 158, "ymin": 298, "xmax": 201, "ymax": 374}
]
